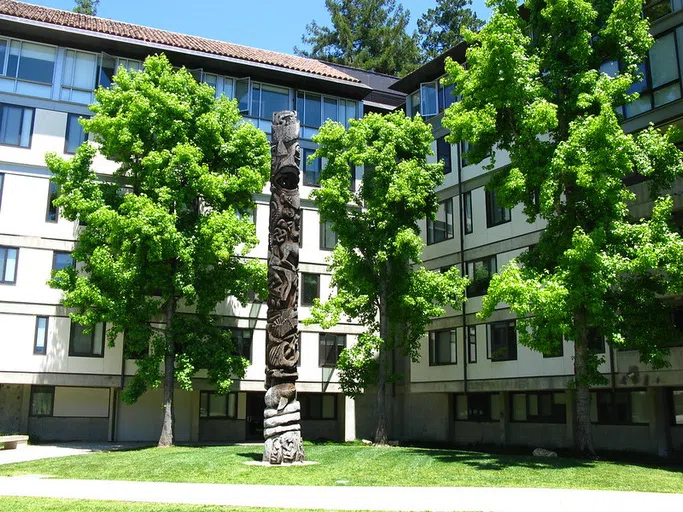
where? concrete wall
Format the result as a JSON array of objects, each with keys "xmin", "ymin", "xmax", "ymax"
[
  {"xmin": 402, "ymin": 392, "xmax": 450, "ymax": 442},
  {"xmin": 302, "ymin": 420, "xmax": 342, "ymax": 441},
  {"xmin": 507, "ymin": 423, "xmax": 570, "ymax": 449},
  {"xmin": 28, "ymin": 416, "xmax": 108, "ymax": 442},
  {"xmin": 453, "ymin": 421, "xmax": 501, "ymax": 445},
  {"xmin": 199, "ymin": 419, "xmax": 245, "ymax": 443},
  {"xmin": 592, "ymin": 425, "xmax": 652, "ymax": 453},
  {"xmin": 0, "ymin": 384, "xmax": 24, "ymax": 434},
  {"xmin": 116, "ymin": 388, "xmax": 194, "ymax": 443}
]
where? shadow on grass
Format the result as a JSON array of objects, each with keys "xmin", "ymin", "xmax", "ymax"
[{"xmin": 237, "ymin": 452, "xmax": 263, "ymax": 462}]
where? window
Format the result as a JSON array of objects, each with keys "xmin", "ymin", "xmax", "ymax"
[
  {"xmin": 0, "ymin": 246, "xmax": 18, "ymax": 284},
  {"xmin": 645, "ymin": 0, "xmax": 683, "ymax": 20},
  {"xmin": 301, "ymin": 273, "xmax": 320, "ymax": 306},
  {"xmin": 320, "ymin": 220, "xmax": 338, "ymax": 250},
  {"xmin": 468, "ymin": 326, "xmax": 477, "ymax": 363},
  {"xmin": 672, "ymin": 389, "xmax": 683, "ymax": 425},
  {"xmin": 230, "ymin": 328, "xmax": 253, "ymax": 361},
  {"xmin": 587, "ymin": 327, "xmax": 605, "ymax": 354},
  {"xmin": 429, "ymin": 329, "xmax": 457, "ymax": 365},
  {"xmin": 250, "ymin": 82, "xmax": 289, "ymax": 120},
  {"xmin": 300, "ymin": 393, "xmax": 337, "ymax": 420},
  {"xmin": 123, "ymin": 330, "xmax": 148, "ymax": 360},
  {"xmin": 0, "ymin": 104, "xmax": 33, "ymax": 147},
  {"xmin": 511, "ymin": 392, "xmax": 567, "ymax": 423},
  {"xmin": 34, "ymin": 316, "xmax": 48, "ymax": 355},
  {"xmin": 427, "ymin": 198, "xmax": 454, "ymax": 245},
  {"xmin": 488, "ymin": 320, "xmax": 517, "ymax": 361},
  {"xmin": 46, "ymin": 181, "xmax": 59, "ymax": 222},
  {"xmin": 409, "ymin": 90, "xmax": 421, "ymax": 117},
  {"xmin": 69, "ymin": 321, "xmax": 105, "ymax": 357},
  {"xmin": 437, "ymin": 136, "xmax": 452, "ymax": 175},
  {"xmin": 61, "ymin": 49, "xmax": 98, "ymax": 103},
  {"xmin": 454, "ymin": 393, "xmax": 500, "ymax": 421},
  {"xmin": 65, "ymin": 114, "xmax": 88, "ymax": 154},
  {"xmin": 0, "ymin": 38, "xmax": 57, "ymax": 97},
  {"xmin": 438, "ymin": 81, "xmax": 456, "ymax": 111},
  {"xmin": 485, "ymin": 189, "xmax": 511, "ymax": 227},
  {"xmin": 463, "ymin": 191, "xmax": 473, "ymax": 234},
  {"xmin": 590, "ymin": 390, "xmax": 649, "ymax": 425},
  {"xmin": 29, "ymin": 386, "xmax": 54, "ymax": 416},
  {"xmin": 202, "ymin": 73, "xmax": 234, "ymax": 99},
  {"xmin": 199, "ymin": 391, "xmax": 237, "ymax": 419},
  {"xmin": 319, "ymin": 333, "xmax": 346, "ymax": 367},
  {"xmin": 303, "ymin": 148, "xmax": 321, "ymax": 187},
  {"xmin": 542, "ymin": 338, "xmax": 564, "ymax": 358},
  {"xmin": 420, "ymin": 81, "xmax": 438, "ymax": 117},
  {"xmin": 0, "ymin": 173, "xmax": 4, "ymax": 211},
  {"xmin": 466, "ymin": 256, "xmax": 496, "ymax": 297},
  {"xmin": 297, "ymin": 91, "xmax": 356, "ymax": 133},
  {"xmin": 52, "ymin": 251, "xmax": 74, "ymax": 271}
]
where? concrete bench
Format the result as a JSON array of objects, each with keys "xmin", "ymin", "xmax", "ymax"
[{"xmin": 0, "ymin": 435, "xmax": 29, "ymax": 450}]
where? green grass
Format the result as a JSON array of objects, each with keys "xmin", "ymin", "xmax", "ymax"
[
  {"xmin": 1, "ymin": 444, "xmax": 681, "ymax": 493},
  {"xmin": 0, "ymin": 498, "xmax": 361, "ymax": 512}
]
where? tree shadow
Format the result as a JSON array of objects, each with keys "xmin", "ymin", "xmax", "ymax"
[{"xmin": 236, "ymin": 452, "xmax": 263, "ymax": 461}]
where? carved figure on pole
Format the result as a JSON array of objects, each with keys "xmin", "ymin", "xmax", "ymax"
[{"xmin": 264, "ymin": 110, "xmax": 304, "ymax": 464}]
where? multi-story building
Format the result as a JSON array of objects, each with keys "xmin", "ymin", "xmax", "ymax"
[
  {"xmin": 388, "ymin": 2, "xmax": 683, "ymax": 456},
  {"xmin": 0, "ymin": 0, "xmax": 380, "ymax": 444}
]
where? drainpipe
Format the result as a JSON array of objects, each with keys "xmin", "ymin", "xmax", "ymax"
[{"xmin": 457, "ymin": 142, "xmax": 468, "ymax": 396}]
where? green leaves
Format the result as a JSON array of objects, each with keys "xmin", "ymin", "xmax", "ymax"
[
  {"xmin": 47, "ymin": 54, "xmax": 270, "ymax": 402},
  {"xmin": 309, "ymin": 111, "xmax": 468, "ymax": 394}
]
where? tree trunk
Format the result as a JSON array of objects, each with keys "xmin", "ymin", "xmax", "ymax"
[
  {"xmin": 158, "ymin": 296, "xmax": 176, "ymax": 448},
  {"xmin": 573, "ymin": 326, "xmax": 595, "ymax": 457},
  {"xmin": 374, "ymin": 277, "xmax": 389, "ymax": 445}
]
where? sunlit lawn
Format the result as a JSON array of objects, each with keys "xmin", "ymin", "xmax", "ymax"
[{"xmin": 1, "ymin": 443, "xmax": 681, "ymax": 493}]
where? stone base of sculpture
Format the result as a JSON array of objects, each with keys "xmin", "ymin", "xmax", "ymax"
[{"xmin": 262, "ymin": 399, "xmax": 305, "ymax": 464}]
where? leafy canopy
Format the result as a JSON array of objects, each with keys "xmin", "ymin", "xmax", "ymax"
[
  {"xmin": 442, "ymin": 0, "xmax": 683, "ymax": 381},
  {"xmin": 47, "ymin": 54, "xmax": 270, "ymax": 401},
  {"xmin": 73, "ymin": 0, "xmax": 99, "ymax": 16},
  {"xmin": 417, "ymin": 0, "xmax": 485, "ymax": 61},
  {"xmin": 306, "ymin": 111, "xmax": 468, "ymax": 396},
  {"xmin": 295, "ymin": 0, "xmax": 422, "ymax": 76}
]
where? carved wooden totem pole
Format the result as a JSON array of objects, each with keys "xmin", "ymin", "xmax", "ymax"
[{"xmin": 264, "ymin": 111, "xmax": 305, "ymax": 464}]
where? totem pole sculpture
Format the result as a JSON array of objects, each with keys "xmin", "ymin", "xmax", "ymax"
[{"xmin": 263, "ymin": 111, "xmax": 305, "ymax": 464}]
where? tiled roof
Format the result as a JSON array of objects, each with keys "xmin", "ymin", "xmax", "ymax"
[{"xmin": 0, "ymin": 0, "xmax": 360, "ymax": 83}]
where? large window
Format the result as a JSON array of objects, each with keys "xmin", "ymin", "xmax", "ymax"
[
  {"xmin": 69, "ymin": 321, "xmax": 105, "ymax": 357},
  {"xmin": 672, "ymin": 389, "xmax": 683, "ymax": 425},
  {"xmin": 0, "ymin": 246, "xmax": 18, "ymax": 284},
  {"xmin": 202, "ymin": 72, "xmax": 234, "ymax": 99},
  {"xmin": 320, "ymin": 220, "xmax": 338, "ymax": 250},
  {"xmin": 488, "ymin": 320, "xmax": 517, "ymax": 362},
  {"xmin": 644, "ymin": 0, "xmax": 683, "ymax": 20},
  {"xmin": 199, "ymin": 391, "xmax": 237, "ymax": 419},
  {"xmin": 415, "ymin": 79, "xmax": 456, "ymax": 117},
  {"xmin": 485, "ymin": 189, "xmax": 511, "ymax": 227},
  {"xmin": 34, "ymin": 316, "xmax": 48, "ymax": 355},
  {"xmin": 511, "ymin": 392, "xmax": 566, "ymax": 423},
  {"xmin": 301, "ymin": 273, "xmax": 320, "ymax": 306},
  {"xmin": 297, "ymin": 91, "xmax": 356, "ymax": 137},
  {"xmin": 468, "ymin": 326, "xmax": 477, "ymax": 363},
  {"xmin": 230, "ymin": 328, "xmax": 253, "ymax": 361},
  {"xmin": 300, "ymin": 393, "xmax": 337, "ymax": 420},
  {"xmin": 251, "ymin": 83, "xmax": 289, "ymax": 120},
  {"xmin": 590, "ymin": 390, "xmax": 649, "ymax": 425},
  {"xmin": 463, "ymin": 191, "xmax": 473, "ymax": 234},
  {"xmin": 46, "ymin": 181, "xmax": 59, "ymax": 222},
  {"xmin": 429, "ymin": 329, "xmax": 457, "ymax": 365},
  {"xmin": 61, "ymin": 49, "xmax": 98, "ymax": 103},
  {"xmin": 0, "ymin": 104, "xmax": 34, "ymax": 148},
  {"xmin": 466, "ymin": 255, "xmax": 496, "ymax": 297},
  {"xmin": 65, "ymin": 114, "xmax": 88, "ymax": 154},
  {"xmin": 427, "ymin": 198, "xmax": 454, "ymax": 245},
  {"xmin": 52, "ymin": 251, "xmax": 74, "ymax": 271},
  {"xmin": 454, "ymin": 393, "xmax": 500, "ymax": 421},
  {"xmin": 29, "ymin": 386, "xmax": 54, "ymax": 417},
  {"xmin": 436, "ymin": 136, "xmax": 452, "ymax": 175},
  {"xmin": 319, "ymin": 333, "xmax": 346, "ymax": 367},
  {"xmin": 0, "ymin": 38, "xmax": 56, "ymax": 97},
  {"xmin": 303, "ymin": 148, "xmax": 321, "ymax": 187}
]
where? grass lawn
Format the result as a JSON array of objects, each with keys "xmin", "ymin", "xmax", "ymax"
[
  {"xmin": 1, "ymin": 443, "xmax": 681, "ymax": 493},
  {"xmin": 0, "ymin": 498, "xmax": 359, "ymax": 512}
]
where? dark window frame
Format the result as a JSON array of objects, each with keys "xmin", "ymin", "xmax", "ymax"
[
  {"xmin": 299, "ymin": 393, "xmax": 338, "ymax": 420},
  {"xmin": 542, "ymin": 337, "xmax": 564, "ymax": 358},
  {"xmin": 591, "ymin": 389, "xmax": 649, "ymax": 425},
  {"xmin": 466, "ymin": 255, "xmax": 496, "ymax": 297},
  {"xmin": 318, "ymin": 333, "xmax": 346, "ymax": 368},
  {"xmin": 436, "ymin": 136, "xmax": 452, "ymax": 175},
  {"xmin": 29, "ymin": 385, "xmax": 54, "ymax": 417},
  {"xmin": 454, "ymin": 392, "xmax": 499, "ymax": 422},
  {"xmin": 510, "ymin": 391, "xmax": 567, "ymax": 424},
  {"xmin": 468, "ymin": 325, "xmax": 477, "ymax": 363},
  {"xmin": 52, "ymin": 251, "xmax": 74, "ymax": 271},
  {"xmin": 0, "ymin": 103, "xmax": 35, "ymax": 149},
  {"xmin": 230, "ymin": 328, "xmax": 253, "ymax": 362},
  {"xmin": 463, "ymin": 190, "xmax": 473, "ymax": 235},
  {"xmin": 320, "ymin": 219, "xmax": 337, "ymax": 251},
  {"xmin": 426, "ymin": 198, "xmax": 454, "ymax": 245},
  {"xmin": 429, "ymin": 329, "xmax": 457, "ymax": 366},
  {"xmin": 33, "ymin": 316, "xmax": 49, "ymax": 355},
  {"xmin": 487, "ymin": 320, "xmax": 517, "ymax": 362},
  {"xmin": 302, "ymin": 147, "xmax": 322, "ymax": 187},
  {"xmin": 587, "ymin": 327, "xmax": 605, "ymax": 354},
  {"xmin": 301, "ymin": 272, "xmax": 321, "ymax": 306},
  {"xmin": 485, "ymin": 189, "xmax": 512, "ymax": 228},
  {"xmin": 670, "ymin": 388, "xmax": 683, "ymax": 426},
  {"xmin": 68, "ymin": 321, "xmax": 106, "ymax": 358},
  {"xmin": 46, "ymin": 180, "xmax": 59, "ymax": 223},
  {"xmin": 199, "ymin": 390, "xmax": 238, "ymax": 419},
  {"xmin": 64, "ymin": 113, "xmax": 89, "ymax": 154},
  {"xmin": 0, "ymin": 245, "xmax": 19, "ymax": 285}
]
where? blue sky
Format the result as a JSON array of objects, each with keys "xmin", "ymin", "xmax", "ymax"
[{"xmin": 30, "ymin": 0, "xmax": 492, "ymax": 54}]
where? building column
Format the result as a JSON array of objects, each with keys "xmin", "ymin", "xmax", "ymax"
[
  {"xmin": 499, "ymin": 391, "xmax": 509, "ymax": 446},
  {"xmin": 565, "ymin": 389, "xmax": 575, "ymax": 448},
  {"xmin": 19, "ymin": 385, "xmax": 30, "ymax": 434},
  {"xmin": 344, "ymin": 396, "xmax": 356, "ymax": 442},
  {"xmin": 648, "ymin": 387, "xmax": 670, "ymax": 457},
  {"xmin": 107, "ymin": 388, "xmax": 117, "ymax": 442}
]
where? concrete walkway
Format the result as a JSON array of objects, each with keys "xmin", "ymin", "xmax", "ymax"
[
  {"xmin": 0, "ymin": 442, "xmax": 150, "ymax": 465},
  {"xmin": 1, "ymin": 476, "xmax": 682, "ymax": 511}
]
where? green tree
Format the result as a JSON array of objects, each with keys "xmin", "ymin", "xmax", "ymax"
[
  {"xmin": 73, "ymin": 0, "xmax": 99, "ymax": 15},
  {"xmin": 46, "ymin": 55, "xmax": 270, "ymax": 447},
  {"xmin": 417, "ymin": 0, "xmax": 485, "ymax": 61},
  {"xmin": 306, "ymin": 112, "xmax": 468, "ymax": 443},
  {"xmin": 294, "ymin": 0, "xmax": 421, "ymax": 76},
  {"xmin": 443, "ymin": 0, "xmax": 683, "ymax": 455}
]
